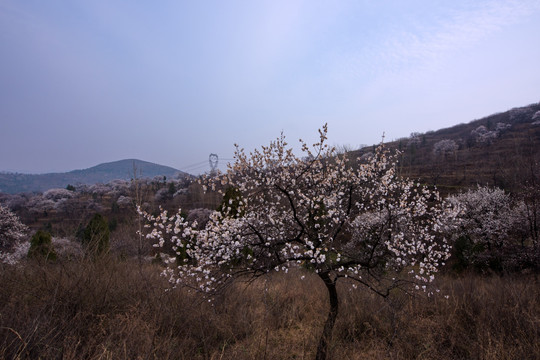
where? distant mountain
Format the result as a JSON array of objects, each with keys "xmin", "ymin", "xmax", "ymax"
[{"xmin": 0, "ymin": 159, "xmax": 187, "ymax": 194}]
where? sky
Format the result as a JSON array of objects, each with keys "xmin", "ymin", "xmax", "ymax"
[{"xmin": 1, "ymin": 0, "xmax": 539, "ymax": 175}]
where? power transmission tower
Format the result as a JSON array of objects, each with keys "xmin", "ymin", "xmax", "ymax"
[{"xmin": 209, "ymin": 153, "xmax": 218, "ymax": 175}]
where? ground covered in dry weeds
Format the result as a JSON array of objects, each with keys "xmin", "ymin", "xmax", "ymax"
[{"xmin": 1, "ymin": 258, "xmax": 538, "ymax": 359}]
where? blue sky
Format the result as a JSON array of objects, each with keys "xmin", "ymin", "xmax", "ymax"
[{"xmin": 1, "ymin": 0, "xmax": 539, "ymax": 174}]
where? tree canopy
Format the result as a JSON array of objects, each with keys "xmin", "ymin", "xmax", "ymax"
[{"xmin": 142, "ymin": 125, "xmax": 457, "ymax": 359}]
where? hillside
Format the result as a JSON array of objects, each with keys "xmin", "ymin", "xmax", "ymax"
[
  {"xmin": 0, "ymin": 159, "xmax": 186, "ymax": 194},
  {"xmin": 354, "ymin": 101, "xmax": 540, "ymax": 195}
]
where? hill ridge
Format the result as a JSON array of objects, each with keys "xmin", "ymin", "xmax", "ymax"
[{"xmin": 0, "ymin": 159, "xmax": 186, "ymax": 194}]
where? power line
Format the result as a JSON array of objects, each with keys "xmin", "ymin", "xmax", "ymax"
[
  {"xmin": 177, "ymin": 156, "xmax": 236, "ymax": 174},
  {"xmin": 179, "ymin": 160, "xmax": 208, "ymax": 170}
]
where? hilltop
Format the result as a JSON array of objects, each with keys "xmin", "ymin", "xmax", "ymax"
[{"xmin": 0, "ymin": 159, "xmax": 186, "ymax": 194}]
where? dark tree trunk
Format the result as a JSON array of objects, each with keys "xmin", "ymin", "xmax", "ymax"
[{"xmin": 315, "ymin": 271, "xmax": 339, "ymax": 360}]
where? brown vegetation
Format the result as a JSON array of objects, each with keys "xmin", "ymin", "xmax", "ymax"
[
  {"xmin": 1, "ymin": 260, "xmax": 538, "ymax": 359},
  {"xmin": 358, "ymin": 102, "xmax": 540, "ymax": 195}
]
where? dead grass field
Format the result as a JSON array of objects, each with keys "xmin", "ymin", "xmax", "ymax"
[{"xmin": 1, "ymin": 258, "xmax": 538, "ymax": 359}]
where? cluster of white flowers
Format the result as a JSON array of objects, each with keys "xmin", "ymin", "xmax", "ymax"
[
  {"xmin": 532, "ymin": 110, "xmax": 540, "ymax": 126},
  {"xmin": 433, "ymin": 139, "xmax": 458, "ymax": 157},
  {"xmin": 470, "ymin": 123, "xmax": 510, "ymax": 144},
  {"xmin": 0, "ymin": 241, "xmax": 30, "ymax": 265},
  {"xmin": 447, "ymin": 186, "xmax": 519, "ymax": 249},
  {"xmin": 532, "ymin": 110, "xmax": 540, "ymax": 121},
  {"xmin": 43, "ymin": 188, "xmax": 74, "ymax": 201},
  {"xmin": 0, "ymin": 205, "xmax": 29, "ymax": 265},
  {"xmin": 141, "ymin": 125, "xmax": 458, "ymax": 297}
]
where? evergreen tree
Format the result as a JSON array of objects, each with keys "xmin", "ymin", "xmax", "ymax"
[
  {"xmin": 28, "ymin": 230, "xmax": 56, "ymax": 261},
  {"xmin": 82, "ymin": 213, "xmax": 110, "ymax": 256}
]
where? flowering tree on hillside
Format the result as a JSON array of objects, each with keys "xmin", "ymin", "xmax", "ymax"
[
  {"xmin": 447, "ymin": 186, "xmax": 524, "ymax": 271},
  {"xmin": 433, "ymin": 139, "xmax": 458, "ymax": 158},
  {"xmin": 447, "ymin": 186, "xmax": 516, "ymax": 249},
  {"xmin": 141, "ymin": 125, "xmax": 457, "ymax": 360},
  {"xmin": 470, "ymin": 123, "xmax": 511, "ymax": 145},
  {"xmin": 0, "ymin": 205, "xmax": 29, "ymax": 265},
  {"xmin": 43, "ymin": 188, "xmax": 74, "ymax": 201}
]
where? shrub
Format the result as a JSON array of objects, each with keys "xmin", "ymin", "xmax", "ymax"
[{"xmin": 28, "ymin": 230, "xmax": 57, "ymax": 261}]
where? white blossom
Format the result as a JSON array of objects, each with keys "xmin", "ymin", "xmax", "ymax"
[
  {"xmin": 0, "ymin": 205, "xmax": 29, "ymax": 265},
  {"xmin": 141, "ymin": 125, "xmax": 457, "ymax": 297}
]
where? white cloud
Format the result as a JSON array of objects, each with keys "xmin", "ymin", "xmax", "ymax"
[{"xmin": 376, "ymin": 0, "xmax": 540, "ymax": 74}]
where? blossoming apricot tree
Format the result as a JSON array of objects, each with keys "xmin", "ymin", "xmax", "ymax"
[
  {"xmin": 141, "ymin": 125, "xmax": 457, "ymax": 360},
  {"xmin": 446, "ymin": 186, "xmax": 527, "ymax": 271},
  {"xmin": 0, "ymin": 205, "xmax": 28, "ymax": 265},
  {"xmin": 447, "ymin": 186, "xmax": 516, "ymax": 250}
]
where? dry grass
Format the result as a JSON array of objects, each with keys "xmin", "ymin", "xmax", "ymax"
[{"xmin": 1, "ymin": 259, "xmax": 538, "ymax": 359}]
